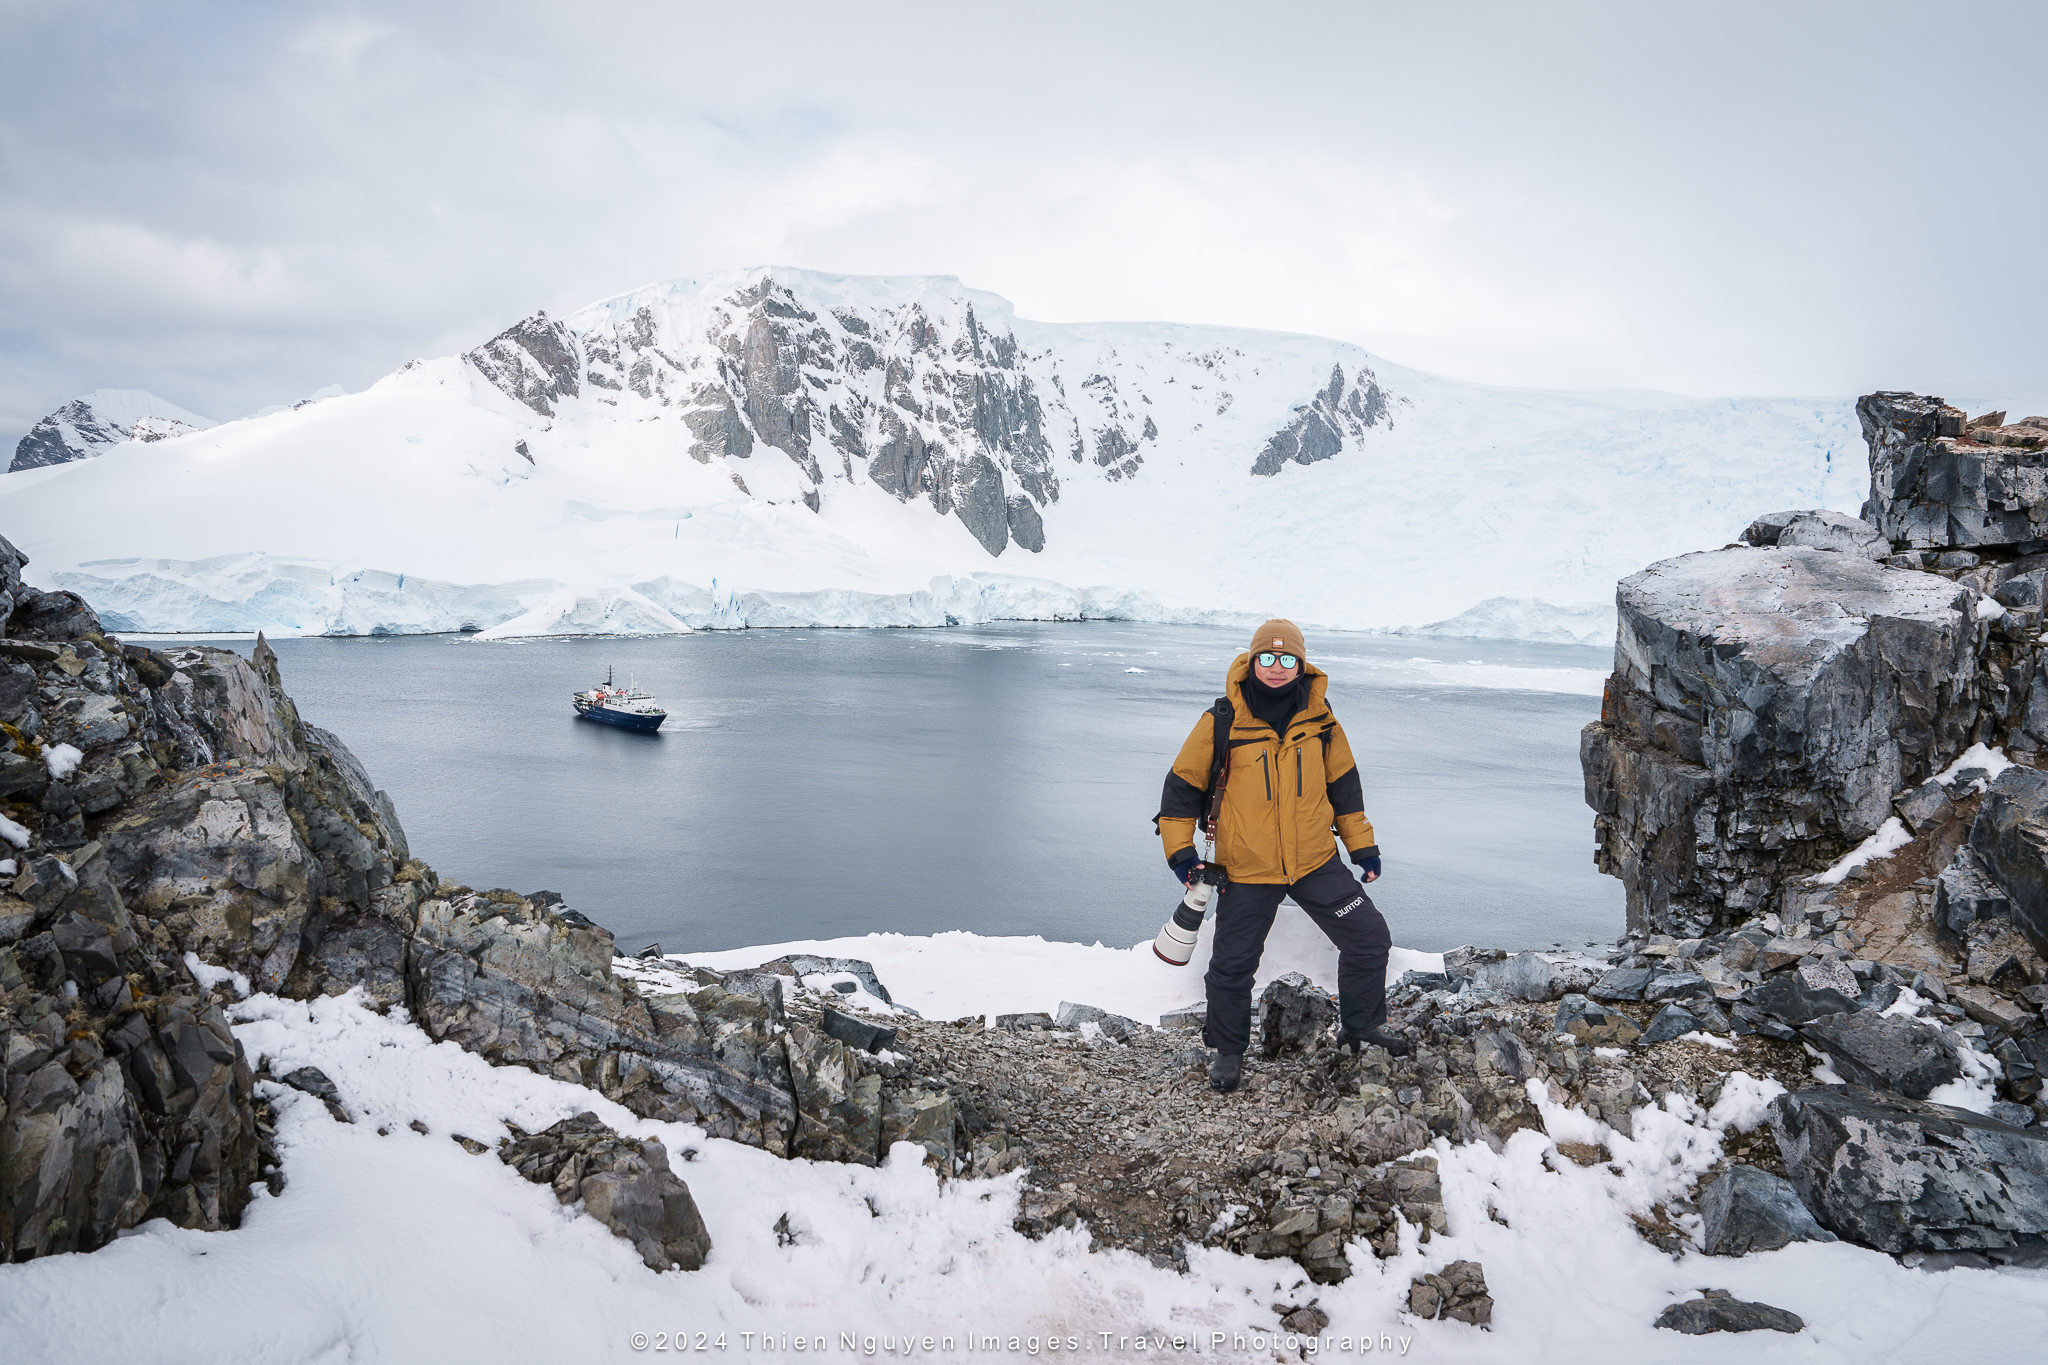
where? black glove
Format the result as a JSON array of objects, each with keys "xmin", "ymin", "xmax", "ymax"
[
  {"xmin": 1169, "ymin": 848, "xmax": 1201, "ymax": 885},
  {"xmin": 1350, "ymin": 844, "xmax": 1381, "ymax": 882}
]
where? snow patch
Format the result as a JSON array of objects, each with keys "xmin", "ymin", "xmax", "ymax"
[
  {"xmin": 1810, "ymin": 816, "xmax": 1912, "ymax": 885},
  {"xmin": 43, "ymin": 742, "xmax": 83, "ymax": 780},
  {"xmin": 1936, "ymin": 742, "xmax": 2015, "ymax": 790},
  {"xmin": 1926, "ymin": 1041, "xmax": 2003, "ymax": 1115},
  {"xmin": 183, "ymin": 951, "xmax": 251, "ymax": 1000},
  {"xmin": 0, "ymin": 814, "xmax": 29, "ymax": 849}
]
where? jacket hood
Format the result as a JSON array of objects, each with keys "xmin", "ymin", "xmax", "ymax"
[{"xmin": 1225, "ymin": 652, "xmax": 1329, "ymax": 719}]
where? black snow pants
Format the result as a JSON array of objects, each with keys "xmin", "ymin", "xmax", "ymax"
[{"xmin": 1201, "ymin": 852, "xmax": 1392, "ymax": 1056}]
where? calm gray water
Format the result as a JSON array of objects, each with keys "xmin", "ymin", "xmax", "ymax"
[{"xmin": 213, "ymin": 623, "xmax": 1622, "ymax": 956}]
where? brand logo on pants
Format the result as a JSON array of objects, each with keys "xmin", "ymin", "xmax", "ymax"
[{"xmin": 1335, "ymin": 895, "xmax": 1362, "ymax": 918}]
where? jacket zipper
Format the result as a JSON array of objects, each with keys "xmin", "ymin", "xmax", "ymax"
[
  {"xmin": 1260, "ymin": 752, "xmax": 1272, "ymax": 800},
  {"xmin": 1296, "ymin": 748, "xmax": 1303, "ymax": 797}
]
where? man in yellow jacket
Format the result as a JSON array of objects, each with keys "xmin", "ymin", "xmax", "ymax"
[{"xmin": 1157, "ymin": 619, "xmax": 1405, "ymax": 1092}]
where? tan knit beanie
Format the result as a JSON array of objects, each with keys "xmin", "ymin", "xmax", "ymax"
[{"xmin": 1248, "ymin": 619, "xmax": 1306, "ymax": 662}]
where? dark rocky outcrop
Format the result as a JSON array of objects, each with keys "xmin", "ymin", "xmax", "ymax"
[
  {"xmin": 1250, "ymin": 364, "xmax": 1394, "ymax": 477},
  {"xmin": 1655, "ymin": 1291, "xmax": 1804, "ymax": 1335},
  {"xmin": 1861, "ymin": 392, "xmax": 2048, "ymax": 551},
  {"xmin": 1698, "ymin": 1164, "xmax": 1837, "ymax": 1255},
  {"xmin": 1579, "ymin": 395, "xmax": 2048, "ymax": 1263},
  {"xmin": 465, "ymin": 313, "xmax": 581, "ymax": 420},
  {"xmin": 1969, "ymin": 765, "xmax": 2048, "ymax": 959},
  {"xmin": 8, "ymin": 393, "xmax": 209, "ymax": 474},
  {"xmin": 1769, "ymin": 1086, "xmax": 2048, "ymax": 1253},
  {"xmin": 1257, "ymin": 973, "xmax": 1336, "ymax": 1056},
  {"xmin": 498, "ymin": 1111, "xmax": 711, "ymax": 1272},
  {"xmin": 1582, "ymin": 542, "xmax": 1980, "ymax": 937},
  {"xmin": 1798, "ymin": 1011, "xmax": 1961, "ymax": 1099}
]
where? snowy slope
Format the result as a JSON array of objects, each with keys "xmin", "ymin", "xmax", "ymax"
[
  {"xmin": 0, "ymin": 268, "xmax": 1872, "ymax": 640},
  {"xmin": 3, "ymin": 927, "xmax": 2042, "ymax": 1364},
  {"xmin": 7, "ymin": 388, "xmax": 215, "ymax": 472}
]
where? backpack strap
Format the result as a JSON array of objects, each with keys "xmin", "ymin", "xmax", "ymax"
[{"xmin": 1201, "ymin": 696, "xmax": 1233, "ymax": 836}]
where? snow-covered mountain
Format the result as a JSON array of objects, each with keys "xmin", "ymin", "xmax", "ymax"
[
  {"xmin": 0, "ymin": 267, "xmax": 1871, "ymax": 640},
  {"xmin": 8, "ymin": 388, "xmax": 215, "ymax": 472}
]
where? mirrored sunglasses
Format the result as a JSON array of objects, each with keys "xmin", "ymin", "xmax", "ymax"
[{"xmin": 1255, "ymin": 652, "xmax": 1299, "ymax": 669}]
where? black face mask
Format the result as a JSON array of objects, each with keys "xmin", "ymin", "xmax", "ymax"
[{"xmin": 1244, "ymin": 670, "xmax": 1306, "ymax": 736}]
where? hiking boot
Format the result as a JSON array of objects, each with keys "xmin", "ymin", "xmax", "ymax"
[
  {"xmin": 1209, "ymin": 1051, "xmax": 1244, "ymax": 1092},
  {"xmin": 1339, "ymin": 1025, "xmax": 1412, "ymax": 1058}
]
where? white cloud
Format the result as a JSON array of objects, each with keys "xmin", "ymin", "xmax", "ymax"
[{"xmin": 1, "ymin": 0, "xmax": 2044, "ymax": 441}]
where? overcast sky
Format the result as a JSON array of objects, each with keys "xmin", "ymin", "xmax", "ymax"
[{"xmin": 3, "ymin": 0, "xmax": 2044, "ymax": 441}]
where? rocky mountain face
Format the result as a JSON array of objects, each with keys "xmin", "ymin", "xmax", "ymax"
[
  {"xmin": 461, "ymin": 269, "xmax": 1399, "ymax": 557},
  {"xmin": 8, "ymin": 389, "xmax": 213, "ymax": 473},
  {"xmin": 1581, "ymin": 390, "xmax": 2048, "ymax": 1264}
]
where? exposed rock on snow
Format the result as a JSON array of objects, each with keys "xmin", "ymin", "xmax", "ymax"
[
  {"xmin": 1407, "ymin": 1259, "xmax": 1493, "ymax": 1326},
  {"xmin": 498, "ymin": 1110, "xmax": 711, "ymax": 1272},
  {"xmin": 1697, "ymin": 1164, "xmax": 1837, "ymax": 1255},
  {"xmin": 1654, "ymin": 1290, "xmax": 1805, "ymax": 1335},
  {"xmin": 1769, "ymin": 1085, "xmax": 2048, "ymax": 1253},
  {"xmin": 1798, "ymin": 1011, "xmax": 1962, "ymax": 1099},
  {"xmin": 8, "ymin": 389, "xmax": 214, "ymax": 473}
]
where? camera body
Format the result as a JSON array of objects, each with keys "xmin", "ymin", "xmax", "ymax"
[{"xmin": 1193, "ymin": 860, "xmax": 1229, "ymax": 886}]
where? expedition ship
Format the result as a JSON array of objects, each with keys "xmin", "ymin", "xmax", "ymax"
[{"xmin": 572, "ymin": 668, "xmax": 667, "ymax": 732}]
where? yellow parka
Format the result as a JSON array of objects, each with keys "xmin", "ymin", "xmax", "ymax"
[{"xmin": 1156, "ymin": 654, "xmax": 1376, "ymax": 885}]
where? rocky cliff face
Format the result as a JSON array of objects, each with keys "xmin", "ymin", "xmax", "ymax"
[
  {"xmin": 1579, "ymin": 393, "xmax": 2048, "ymax": 1263},
  {"xmin": 8, "ymin": 390, "xmax": 213, "ymax": 473},
  {"xmin": 1585, "ymin": 401, "xmax": 2048, "ymax": 939},
  {"xmin": 458, "ymin": 269, "xmax": 1399, "ymax": 557}
]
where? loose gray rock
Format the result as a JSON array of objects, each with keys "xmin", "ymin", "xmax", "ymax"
[
  {"xmin": 499, "ymin": 1111, "xmax": 711, "ymax": 1271},
  {"xmin": 1743, "ymin": 972, "xmax": 1860, "ymax": 1028},
  {"xmin": 879, "ymin": 1086, "xmax": 955, "ymax": 1170},
  {"xmin": 820, "ymin": 1006, "xmax": 898, "ymax": 1055},
  {"xmin": 1408, "ymin": 1259, "xmax": 1492, "ymax": 1326},
  {"xmin": 1441, "ymin": 946, "xmax": 1505, "ymax": 984},
  {"xmin": 1643, "ymin": 971, "xmax": 1709, "ymax": 1002},
  {"xmin": 1469, "ymin": 951, "xmax": 1604, "ymax": 1002},
  {"xmin": 1393, "ymin": 970, "xmax": 1450, "ymax": 993},
  {"xmin": 1158, "ymin": 1002, "xmax": 1206, "ymax": 1031},
  {"xmin": 1795, "ymin": 957, "xmax": 1860, "ymax": 1000},
  {"xmin": 1969, "ymin": 766, "xmax": 2048, "ymax": 960},
  {"xmin": 1655, "ymin": 1293, "xmax": 1804, "ymax": 1335},
  {"xmin": 1769, "ymin": 1086, "xmax": 2048, "ymax": 1252},
  {"xmin": 1775, "ymin": 510, "xmax": 1889, "ymax": 560},
  {"xmin": 1640, "ymin": 1002, "xmax": 1710, "ymax": 1045},
  {"xmin": 1896, "ymin": 777, "xmax": 1956, "ymax": 833},
  {"xmin": 1257, "ymin": 972, "xmax": 1338, "ymax": 1056},
  {"xmin": 1699, "ymin": 1164, "xmax": 1838, "ymax": 1255},
  {"xmin": 1590, "ymin": 967, "xmax": 1652, "ymax": 1001},
  {"xmin": 1798, "ymin": 1011, "xmax": 1961, "ymax": 1099},
  {"xmin": 994, "ymin": 1012, "xmax": 1055, "ymax": 1031},
  {"xmin": 1553, "ymin": 993, "xmax": 1642, "ymax": 1047},
  {"xmin": 1054, "ymin": 1001, "xmax": 1142, "ymax": 1043},
  {"xmin": 753, "ymin": 954, "xmax": 905, "ymax": 1009}
]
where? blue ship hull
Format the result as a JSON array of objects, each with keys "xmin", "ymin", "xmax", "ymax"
[{"xmin": 574, "ymin": 701, "xmax": 665, "ymax": 732}]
